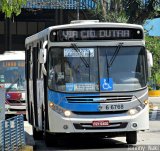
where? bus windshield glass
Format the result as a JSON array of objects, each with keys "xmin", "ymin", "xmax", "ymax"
[
  {"xmin": 0, "ymin": 60, "xmax": 25, "ymax": 91},
  {"xmin": 48, "ymin": 46, "xmax": 146, "ymax": 92}
]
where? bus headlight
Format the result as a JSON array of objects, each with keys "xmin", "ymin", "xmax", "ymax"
[
  {"xmin": 64, "ymin": 110, "xmax": 71, "ymax": 117},
  {"xmin": 49, "ymin": 102, "xmax": 72, "ymax": 117},
  {"xmin": 128, "ymin": 104, "xmax": 145, "ymax": 115},
  {"xmin": 128, "ymin": 109, "xmax": 138, "ymax": 115}
]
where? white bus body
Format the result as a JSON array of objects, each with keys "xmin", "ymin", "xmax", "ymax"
[
  {"xmin": 0, "ymin": 51, "xmax": 26, "ymax": 115},
  {"xmin": 25, "ymin": 20, "xmax": 151, "ymax": 145}
]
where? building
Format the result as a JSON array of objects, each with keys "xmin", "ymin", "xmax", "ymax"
[
  {"xmin": 0, "ymin": 0, "xmax": 96, "ymax": 52},
  {"xmin": 1, "ymin": 0, "xmax": 160, "ymax": 52}
]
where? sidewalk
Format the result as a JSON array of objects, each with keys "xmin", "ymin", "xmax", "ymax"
[
  {"xmin": 22, "ymin": 97, "xmax": 160, "ymax": 150},
  {"xmin": 23, "ymin": 121, "xmax": 35, "ymax": 151},
  {"xmin": 149, "ymin": 97, "xmax": 160, "ymax": 110}
]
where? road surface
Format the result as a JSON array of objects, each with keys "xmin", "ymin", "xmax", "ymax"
[{"xmin": 24, "ymin": 97, "xmax": 160, "ymax": 151}]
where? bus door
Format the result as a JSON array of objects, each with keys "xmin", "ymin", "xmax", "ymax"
[{"xmin": 32, "ymin": 47, "xmax": 39, "ymax": 127}]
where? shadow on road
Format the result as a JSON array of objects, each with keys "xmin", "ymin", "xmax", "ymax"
[{"xmin": 34, "ymin": 136, "xmax": 132, "ymax": 151}]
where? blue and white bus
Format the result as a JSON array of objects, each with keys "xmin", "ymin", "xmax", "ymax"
[
  {"xmin": 0, "ymin": 51, "xmax": 26, "ymax": 116},
  {"xmin": 25, "ymin": 20, "xmax": 153, "ymax": 146}
]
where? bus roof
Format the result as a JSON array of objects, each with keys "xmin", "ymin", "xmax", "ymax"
[
  {"xmin": 0, "ymin": 51, "xmax": 25, "ymax": 61},
  {"xmin": 25, "ymin": 20, "xmax": 144, "ymax": 46}
]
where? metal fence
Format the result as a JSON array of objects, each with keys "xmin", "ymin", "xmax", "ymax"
[
  {"xmin": 0, "ymin": 88, "xmax": 5, "ymax": 121},
  {"xmin": 23, "ymin": 0, "xmax": 96, "ymax": 9},
  {"xmin": 0, "ymin": 115, "xmax": 25, "ymax": 151}
]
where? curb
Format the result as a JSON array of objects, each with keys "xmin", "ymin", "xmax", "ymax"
[
  {"xmin": 21, "ymin": 145, "xmax": 33, "ymax": 151},
  {"xmin": 149, "ymin": 90, "xmax": 160, "ymax": 97}
]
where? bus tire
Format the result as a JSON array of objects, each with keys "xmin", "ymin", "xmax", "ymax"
[
  {"xmin": 126, "ymin": 131, "xmax": 137, "ymax": 144},
  {"xmin": 45, "ymin": 132, "xmax": 58, "ymax": 147},
  {"xmin": 33, "ymin": 127, "xmax": 43, "ymax": 140}
]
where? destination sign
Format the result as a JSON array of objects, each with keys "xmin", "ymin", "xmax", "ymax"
[
  {"xmin": 1, "ymin": 61, "xmax": 25, "ymax": 67},
  {"xmin": 50, "ymin": 28, "xmax": 143, "ymax": 42}
]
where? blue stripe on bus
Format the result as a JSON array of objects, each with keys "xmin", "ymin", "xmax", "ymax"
[{"xmin": 48, "ymin": 89, "xmax": 100, "ymax": 112}]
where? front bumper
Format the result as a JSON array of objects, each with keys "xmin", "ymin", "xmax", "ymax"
[
  {"xmin": 48, "ymin": 104, "xmax": 149, "ymax": 133},
  {"xmin": 5, "ymin": 103, "xmax": 26, "ymax": 115}
]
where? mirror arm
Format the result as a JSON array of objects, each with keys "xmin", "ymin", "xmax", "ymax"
[
  {"xmin": 43, "ymin": 40, "xmax": 48, "ymax": 63},
  {"xmin": 42, "ymin": 64, "xmax": 47, "ymax": 76},
  {"xmin": 42, "ymin": 40, "xmax": 48, "ymax": 75},
  {"xmin": 43, "ymin": 41, "xmax": 48, "ymax": 49}
]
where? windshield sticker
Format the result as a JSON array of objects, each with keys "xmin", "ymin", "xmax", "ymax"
[
  {"xmin": 66, "ymin": 83, "xmax": 95, "ymax": 92},
  {"xmin": 5, "ymin": 83, "xmax": 18, "ymax": 89},
  {"xmin": 100, "ymin": 78, "xmax": 113, "ymax": 91},
  {"xmin": 66, "ymin": 83, "xmax": 74, "ymax": 91},
  {"xmin": 57, "ymin": 72, "xmax": 64, "ymax": 80},
  {"xmin": 64, "ymin": 48, "xmax": 94, "ymax": 57}
]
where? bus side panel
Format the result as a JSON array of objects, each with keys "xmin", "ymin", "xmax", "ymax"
[
  {"xmin": 36, "ymin": 80, "xmax": 44, "ymax": 130},
  {"xmin": 26, "ymin": 49, "xmax": 35, "ymax": 126},
  {"xmin": 26, "ymin": 44, "xmax": 49, "ymax": 131},
  {"xmin": 44, "ymin": 49, "xmax": 49, "ymax": 131},
  {"xmin": 32, "ymin": 47, "xmax": 39, "ymax": 127},
  {"xmin": 29, "ymin": 80, "xmax": 34, "ymax": 124},
  {"xmin": 25, "ymin": 49, "xmax": 31, "ymax": 123}
]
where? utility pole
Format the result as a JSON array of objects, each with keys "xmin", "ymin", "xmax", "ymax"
[{"xmin": 77, "ymin": 0, "xmax": 80, "ymax": 20}]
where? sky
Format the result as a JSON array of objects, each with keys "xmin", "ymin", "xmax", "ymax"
[{"xmin": 144, "ymin": 18, "xmax": 160, "ymax": 36}]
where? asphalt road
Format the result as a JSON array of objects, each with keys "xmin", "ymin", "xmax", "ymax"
[
  {"xmin": 24, "ymin": 119, "xmax": 160, "ymax": 151},
  {"xmin": 24, "ymin": 97, "xmax": 160, "ymax": 151}
]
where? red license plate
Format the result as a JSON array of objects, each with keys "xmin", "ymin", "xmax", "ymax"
[{"xmin": 92, "ymin": 120, "xmax": 109, "ymax": 127}]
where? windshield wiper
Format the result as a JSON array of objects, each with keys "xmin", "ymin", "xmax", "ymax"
[
  {"xmin": 6, "ymin": 75, "xmax": 23, "ymax": 92},
  {"xmin": 71, "ymin": 43, "xmax": 89, "ymax": 68},
  {"xmin": 6, "ymin": 77, "xmax": 19, "ymax": 92},
  {"xmin": 105, "ymin": 50, "xmax": 110, "ymax": 81},
  {"xmin": 108, "ymin": 43, "xmax": 123, "ymax": 67}
]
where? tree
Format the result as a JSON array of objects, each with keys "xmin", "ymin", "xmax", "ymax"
[
  {"xmin": 0, "ymin": 0, "xmax": 26, "ymax": 18},
  {"xmin": 89, "ymin": 0, "xmax": 160, "ymax": 24},
  {"xmin": 90, "ymin": 0, "xmax": 128, "ymax": 23},
  {"xmin": 124, "ymin": 0, "xmax": 160, "ymax": 24},
  {"xmin": 145, "ymin": 36, "xmax": 160, "ymax": 89},
  {"xmin": 88, "ymin": 1, "xmax": 160, "ymax": 89}
]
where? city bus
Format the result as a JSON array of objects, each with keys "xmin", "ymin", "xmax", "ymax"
[
  {"xmin": 25, "ymin": 20, "xmax": 153, "ymax": 146},
  {"xmin": 0, "ymin": 51, "xmax": 26, "ymax": 116}
]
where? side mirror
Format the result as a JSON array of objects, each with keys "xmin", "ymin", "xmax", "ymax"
[
  {"xmin": 39, "ymin": 41, "xmax": 47, "ymax": 64},
  {"xmin": 39, "ymin": 48, "xmax": 46, "ymax": 64},
  {"xmin": 147, "ymin": 51, "xmax": 153, "ymax": 68},
  {"xmin": 39, "ymin": 41, "xmax": 48, "ymax": 75},
  {"xmin": 147, "ymin": 50, "xmax": 153, "ymax": 78}
]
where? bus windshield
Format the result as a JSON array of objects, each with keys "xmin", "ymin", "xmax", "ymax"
[
  {"xmin": 48, "ymin": 46, "xmax": 146, "ymax": 92},
  {"xmin": 0, "ymin": 60, "xmax": 25, "ymax": 91}
]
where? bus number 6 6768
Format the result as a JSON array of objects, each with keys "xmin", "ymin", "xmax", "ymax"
[{"xmin": 106, "ymin": 104, "xmax": 124, "ymax": 110}]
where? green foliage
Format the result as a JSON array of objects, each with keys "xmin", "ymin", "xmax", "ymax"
[
  {"xmin": 88, "ymin": 0, "xmax": 128, "ymax": 23},
  {"xmin": 0, "ymin": 0, "xmax": 26, "ymax": 18},
  {"xmin": 124, "ymin": 0, "xmax": 158, "ymax": 24},
  {"xmin": 105, "ymin": 11, "xmax": 128, "ymax": 23},
  {"xmin": 146, "ymin": 36, "xmax": 160, "ymax": 89},
  {"xmin": 89, "ymin": 0, "xmax": 160, "ymax": 24}
]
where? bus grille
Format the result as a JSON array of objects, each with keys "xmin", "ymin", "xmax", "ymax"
[
  {"xmin": 73, "ymin": 122, "xmax": 128, "ymax": 130},
  {"xmin": 6, "ymin": 99, "xmax": 25, "ymax": 104},
  {"xmin": 72, "ymin": 110, "xmax": 128, "ymax": 115},
  {"xmin": 67, "ymin": 95, "xmax": 132, "ymax": 103}
]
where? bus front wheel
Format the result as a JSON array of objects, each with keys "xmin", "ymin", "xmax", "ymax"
[
  {"xmin": 126, "ymin": 131, "xmax": 137, "ymax": 144},
  {"xmin": 33, "ymin": 127, "xmax": 43, "ymax": 140},
  {"xmin": 45, "ymin": 132, "xmax": 58, "ymax": 147}
]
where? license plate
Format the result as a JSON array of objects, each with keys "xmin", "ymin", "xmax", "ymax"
[
  {"xmin": 92, "ymin": 120, "xmax": 109, "ymax": 127},
  {"xmin": 106, "ymin": 104, "xmax": 124, "ymax": 110}
]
